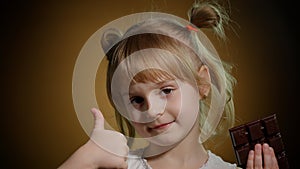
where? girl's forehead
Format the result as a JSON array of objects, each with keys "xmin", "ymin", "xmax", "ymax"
[{"xmin": 116, "ymin": 48, "xmax": 192, "ymax": 82}]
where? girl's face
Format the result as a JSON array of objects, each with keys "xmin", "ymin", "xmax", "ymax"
[{"xmin": 129, "ymin": 78, "xmax": 200, "ymax": 146}]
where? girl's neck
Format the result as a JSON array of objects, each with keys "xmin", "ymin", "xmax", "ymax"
[{"xmin": 145, "ymin": 123, "xmax": 208, "ymax": 169}]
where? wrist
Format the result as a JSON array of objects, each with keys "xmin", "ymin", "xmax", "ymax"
[
  {"xmin": 58, "ymin": 141, "xmax": 97, "ymax": 169},
  {"xmin": 77, "ymin": 140, "xmax": 99, "ymax": 169}
]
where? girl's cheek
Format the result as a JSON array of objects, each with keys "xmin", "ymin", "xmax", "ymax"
[
  {"xmin": 131, "ymin": 122, "xmax": 145, "ymax": 133},
  {"xmin": 131, "ymin": 122, "xmax": 140, "ymax": 128},
  {"xmin": 167, "ymin": 94, "xmax": 181, "ymax": 117}
]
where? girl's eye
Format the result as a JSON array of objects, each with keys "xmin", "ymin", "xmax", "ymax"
[
  {"xmin": 130, "ymin": 96, "xmax": 144, "ymax": 105},
  {"xmin": 161, "ymin": 88, "xmax": 173, "ymax": 95}
]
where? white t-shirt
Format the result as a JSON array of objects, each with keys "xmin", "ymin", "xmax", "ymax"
[{"xmin": 127, "ymin": 150, "xmax": 238, "ymax": 169}]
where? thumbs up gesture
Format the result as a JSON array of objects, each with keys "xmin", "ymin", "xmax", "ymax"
[
  {"xmin": 58, "ymin": 108, "xmax": 129, "ymax": 169},
  {"xmin": 89, "ymin": 108, "xmax": 129, "ymax": 168}
]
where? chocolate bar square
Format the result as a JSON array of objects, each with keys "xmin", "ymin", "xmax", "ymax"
[{"xmin": 229, "ymin": 114, "xmax": 289, "ymax": 169}]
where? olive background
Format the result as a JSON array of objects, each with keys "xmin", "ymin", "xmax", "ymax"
[{"xmin": 1, "ymin": 0, "xmax": 298, "ymax": 168}]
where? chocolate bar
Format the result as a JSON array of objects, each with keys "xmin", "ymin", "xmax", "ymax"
[{"xmin": 229, "ymin": 114, "xmax": 289, "ymax": 168}]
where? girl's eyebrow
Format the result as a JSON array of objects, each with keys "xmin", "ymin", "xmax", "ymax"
[
  {"xmin": 156, "ymin": 79, "xmax": 177, "ymax": 86},
  {"xmin": 121, "ymin": 80, "xmax": 178, "ymax": 96}
]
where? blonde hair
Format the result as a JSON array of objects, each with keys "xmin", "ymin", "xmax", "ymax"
[{"xmin": 101, "ymin": 1, "xmax": 236, "ymax": 147}]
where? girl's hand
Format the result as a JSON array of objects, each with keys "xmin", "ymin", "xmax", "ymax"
[
  {"xmin": 246, "ymin": 143, "xmax": 279, "ymax": 169},
  {"xmin": 89, "ymin": 108, "xmax": 129, "ymax": 168},
  {"xmin": 58, "ymin": 108, "xmax": 129, "ymax": 169}
]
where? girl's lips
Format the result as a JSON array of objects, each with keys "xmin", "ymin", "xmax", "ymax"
[{"xmin": 151, "ymin": 121, "xmax": 175, "ymax": 130}]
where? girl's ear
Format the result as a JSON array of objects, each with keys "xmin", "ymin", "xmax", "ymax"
[{"xmin": 198, "ymin": 65, "xmax": 211, "ymax": 99}]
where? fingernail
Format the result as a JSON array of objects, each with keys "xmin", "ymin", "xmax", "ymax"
[
  {"xmin": 263, "ymin": 143, "xmax": 269, "ymax": 148},
  {"xmin": 255, "ymin": 143, "xmax": 261, "ymax": 151},
  {"xmin": 91, "ymin": 108, "xmax": 98, "ymax": 112}
]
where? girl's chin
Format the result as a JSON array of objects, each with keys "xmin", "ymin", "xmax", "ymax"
[
  {"xmin": 146, "ymin": 131, "xmax": 186, "ymax": 147},
  {"xmin": 136, "ymin": 122, "xmax": 189, "ymax": 146}
]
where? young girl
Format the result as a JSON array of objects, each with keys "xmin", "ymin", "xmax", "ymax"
[{"xmin": 59, "ymin": 1, "xmax": 279, "ymax": 169}]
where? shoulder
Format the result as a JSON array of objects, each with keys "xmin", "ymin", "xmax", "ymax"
[{"xmin": 200, "ymin": 150, "xmax": 238, "ymax": 169}]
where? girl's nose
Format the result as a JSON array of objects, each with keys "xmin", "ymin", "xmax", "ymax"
[{"xmin": 144, "ymin": 91, "xmax": 166, "ymax": 119}]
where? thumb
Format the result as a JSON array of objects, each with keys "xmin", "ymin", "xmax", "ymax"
[{"xmin": 91, "ymin": 108, "xmax": 105, "ymax": 130}]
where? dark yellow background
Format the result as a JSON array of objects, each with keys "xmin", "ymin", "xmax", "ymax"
[{"xmin": 1, "ymin": 0, "xmax": 297, "ymax": 168}]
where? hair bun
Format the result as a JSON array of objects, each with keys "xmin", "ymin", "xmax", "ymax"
[
  {"xmin": 101, "ymin": 28, "xmax": 123, "ymax": 60},
  {"xmin": 188, "ymin": 1, "xmax": 229, "ymax": 39},
  {"xmin": 190, "ymin": 5, "xmax": 219, "ymax": 28}
]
